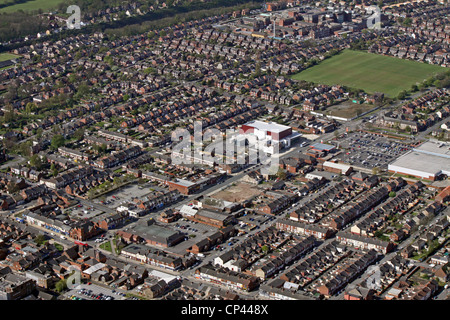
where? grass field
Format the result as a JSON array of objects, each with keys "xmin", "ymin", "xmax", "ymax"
[
  {"xmin": 0, "ymin": 53, "xmax": 19, "ymax": 62},
  {"xmin": 0, "ymin": 53, "xmax": 20, "ymax": 70},
  {"xmin": 0, "ymin": 0, "xmax": 63, "ymax": 13},
  {"xmin": 291, "ymin": 50, "xmax": 448, "ymax": 97}
]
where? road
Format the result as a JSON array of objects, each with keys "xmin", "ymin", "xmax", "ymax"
[
  {"xmin": 416, "ymin": 114, "xmax": 450, "ymax": 141},
  {"xmin": 0, "ymin": 155, "xmax": 25, "ymax": 170},
  {"xmin": 78, "ymin": 198, "xmax": 117, "ymax": 214},
  {"xmin": 435, "ymin": 287, "xmax": 449, "ymax": 300}
]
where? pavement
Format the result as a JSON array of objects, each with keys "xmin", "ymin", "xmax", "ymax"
[{"xmin": 64, "ymin": 283, "xmax": 127, "ymax": 301}]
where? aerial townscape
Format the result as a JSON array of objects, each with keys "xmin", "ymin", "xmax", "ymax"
[{"xmin": 0, "ymin": 0, "xmax": 449, "ymax": 304}]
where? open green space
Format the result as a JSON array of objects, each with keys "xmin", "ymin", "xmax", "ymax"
[
  {"xmin": 0, "ymin": 52, "xmax": 19, "ymax": 62},
  {"xmin": 291, "ymin": 50, "xmax": 448, "ymax": 97},
  {"xmin": 99, "ymin": 241, "xmax": 112, "ymax": 252},
  {"xmin": 0, "ymin": 0, "xmax": 63, "ymax": 13}
]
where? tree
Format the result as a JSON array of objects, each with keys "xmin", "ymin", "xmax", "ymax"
[
  {"xmin": 402, "ymin": 17, "xmax": 412, "ymax": 26},
  {"xmin": 54, "ymin": 278, "xmax": 67, "ymax": 293},
  {"xmin": 3, "ymin": 104, "xmax": 15, "ymax": 123},
  {"xmin": 73, "ymin": 128, "xmax": 85, "ymax": 141},
  {"xmin": 34, "ymin": 234, "xmax": 46, "ymax": 246},
  {"xmin": 51, "ymin": 134, "xmax": 65, "ymax": 150},
  {"xmin": 15, "ymin": 141, "xmax": 31, "ymax": 157},
  {"xmin": 25, "ymin": 102, "xmax": 37, "ymax": 114},
  {"xmin": 261, "ymin": 245, "xmax": 269, "ymax": 255},
  {"xmin": 389, "ymin": 191, "xmax": 396, "ymax": 198},
  {"xmin": 425, "ymin": 77, "xmax": 434, "ymax": 87},
  {"xmin": 276, "ymin": 168, "xmax": 287, "ymax": 181},
  {"xmin": 144, "ymin": 67, "xmax": 156, "ymax": 75},
  {"xmin": 36, "ymin": 128, "xmax": 44, "ymax": 139},
  {"xmin": 104, "ymin": 56, "xmax": 114, "ymax": 66},
  {"xmin": 6, "ymin": 181, "xmax": 19, "ymax": 194},
  {"xmin": 254, "ymin": 62, "xmax": 262, "ymax": 77},
  {"xmin": 433, "ymin": 80, "xmax": 441, "ymax": 89},
  {"xmin": 30, "ymin": 154, "xmax": 44, "ymax": 170},
  {"xmin": 95, "ymin": 143, "xmax": 107, "ymax": 154},
  {"xmin": 418, "ymin": 83, "xmax": 427, "ymax": 92},
  {"xmin": 50, "ymin": 163, "xmax": 58, "ymax": 177},
  {"xmin": 397, "ymin": 90, "xmax": 407, "ymax": 100}
]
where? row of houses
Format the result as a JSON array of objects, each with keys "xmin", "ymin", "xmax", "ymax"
[
  {"xmin": 252, "ymin": 236, "xmax": 316, "ymax": 280},
  {"xmin": 279, "ymin": 241, "xmax": 350, "ymax": 288},
  {"xmin": 94, "ymin": 146, "xmax": 143, "ymax": 169},
  {"xmin": 255, "ymin": 191, "xmax": 298, "ymax": 216},
  {"xmin": 276, "ymin": 219, "xmax": 335, "ymax": 240},
  {"xmin": 322, "ymin": 185, "xmax": 391, "ymax": 230},
  {"xmin": 214, "ymin": 226, "xmax": 290, "ymax": 273},
  {"xmin": 317, "ymin": 249, "xmax": 379, "ymax": 297},
  {"xmin": 194, "ymin": 264, "xmax": 259, "ymax": 292},
  {"xmin": 290, "ymin": 179, "xmax": 357, "ymax": 224},
  {"xmin": 24, "ymin": 210, "xmax": 106, "ymax": 241},
  {"xmin": 350, "ymin": 182, "xmax": 424, "ymax": 237},
  {"xmin": 120, "ymin": 244, "xmax": 185, "ymax": 272}
]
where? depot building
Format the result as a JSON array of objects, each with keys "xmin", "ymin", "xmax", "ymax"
[{"xmin": 388, "ymin": 141, "xmax": 450, "ymax": 181}]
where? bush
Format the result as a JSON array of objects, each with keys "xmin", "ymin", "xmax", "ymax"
[{"xmin": 54, "ymin": 279, "xmax": 67, "ymax": 293}]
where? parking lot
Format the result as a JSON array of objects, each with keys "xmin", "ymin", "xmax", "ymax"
[
  {"xmin": 238, "ymin": 212, "xmax": 274, "ymax": 226},
  {"xmin": 65, "ymin": 283, "xmax": 127, "ymax": 301},
  {"xmin": 333, "ymin": 132, "xmax": 413, "ymax": 169},
  {"xmin": 173, "ymin": 218, "xmax": 217, "ymax": 236},
  {"xmin": 93, "ymin": 183, "xmax": 167, "ymax": 209},
  {"xmin": 66, "ymin": 205, "xmax": 104, "ymax": 220}
]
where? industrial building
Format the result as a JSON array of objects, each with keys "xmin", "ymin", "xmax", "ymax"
[{"xmin": 388, "ymin": 141, "xmax": 450, "ymax": 181}]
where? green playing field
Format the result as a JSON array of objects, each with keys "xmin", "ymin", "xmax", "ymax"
[
  {"xmin": 291, "ymin": 50, "xmax": 448, "ymax": 97},
  {"xmin": 0, "ymin": 0, "xmax": 64, "ymax": 13}
]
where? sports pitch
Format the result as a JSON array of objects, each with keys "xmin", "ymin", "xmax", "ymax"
[
  {"xmin": 0, "ymin": 53, "xmax": 19, "ymax": 62},
  {"xmin": 0, "ymin": 0, "xmax": 63, "ymax": 13},
  {"xmin": 291, "ymin": 50, "xmax": 448, "ymax": 97}
]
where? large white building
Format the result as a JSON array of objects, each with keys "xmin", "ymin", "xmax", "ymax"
[
  {"xmin": 238, "ymin": 120, "xmax": 301, "ymax": 154},
  {"xmin": 388, "ymin": 141, "xmax": 450, "ymax": 180}
]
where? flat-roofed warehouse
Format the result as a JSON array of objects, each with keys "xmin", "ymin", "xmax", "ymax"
[
  {"xmin": 310, "ymin": 142, "xmax": 336, "ymax": 152},
  {"xmin": 322, "ymin": 161, "xmax": 353, "ymax": 175},
  {"xmin": 117, "ymin": 221, "xmax": 185, "ymax": 248},
  {"xmin": 388, "ymin": 141, "xmax": 450, "ymax": 181},
  {"xmin": 193, "ymin": 209, "xmax": 233, "ymax": 228}
]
